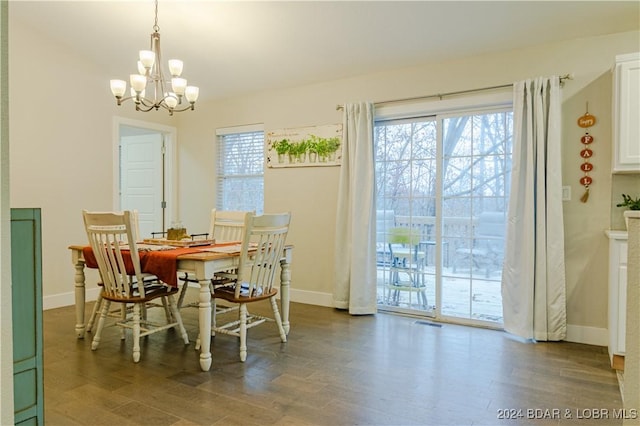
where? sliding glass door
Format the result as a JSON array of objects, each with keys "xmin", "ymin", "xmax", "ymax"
[
  {"xmin": 375, "ymin": 107, "xmax": 512, "ymax": 326},
  {"xmin": 375, "ymin": 117, "xmax": 438, "ymax": 317}
]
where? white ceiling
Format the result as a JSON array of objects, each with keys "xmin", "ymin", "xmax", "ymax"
[{"xmin": 9, "ymin": 1, "xmax": 640, "ymax": 102}]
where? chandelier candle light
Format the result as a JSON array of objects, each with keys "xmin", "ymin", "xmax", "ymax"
[{"xmin": 109, "ymin": 0, "xmax": 199, "ymax": 115}]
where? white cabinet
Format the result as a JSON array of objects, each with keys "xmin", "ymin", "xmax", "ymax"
[
  {"xmin": 607, "ymin": 231, "xmax": 628, "ymax": 365},
  {"xmin": 612, "ymin": 53, "xmax": 640, "ymax": 173}
]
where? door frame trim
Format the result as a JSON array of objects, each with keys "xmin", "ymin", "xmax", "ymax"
[{"xmin": 112, "ymin": 117, "xmax": 177, "ymax": 227}]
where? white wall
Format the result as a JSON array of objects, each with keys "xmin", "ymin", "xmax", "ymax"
[
  {"xmin": 178, "ymin": 31, "xmax": 640, "ymax": 342},
  {"xmin": 8, "ymin": 18, "xmax": 175, "ymax": 305},
  {"xmin": 7, "ymin": 11, "xmax": 640, "ymax": 343}
]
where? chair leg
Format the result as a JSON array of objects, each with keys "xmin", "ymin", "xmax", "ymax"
[
  {"xmin": 91, "ymin": 299, "xmax": 110, "ymax": 351},
  {"xmin": 177, "ymin": 277, "xmax": 190, "ymax": 309},
  {"xmin": 419, "ymin": 290, "xmax": 429, "ymax": 309},
  {"xmin": 160, "ymin": 296, "xmax": 173, "ymax": 322},
  {"xmin": 212, "ymin": 298, "xmax": 217, "ymax": 337},
  {"xmin": 140, "ymin": 302, "xmax": 147, "ymax": 322},
  {"xmin": 239, "ymin": 304, "xmax": 248, "ymax": 362},
  {"xmin": 168, "ymin": 295, "xmax": 189, "ymax": 345},
  {"xmin": 132, "ymin": 303, "xmax": 141, "ymax": 363},
  {"xmin": 120, "ymin": 303, "xmax": 127, "ymax": 340},
  {"xmin": 270, "ymin": 296, "xmax": 287, "ymax": 343},
  {"xmin": 86, "ymin": 292, "xmax": 103, "ymax": 332}
]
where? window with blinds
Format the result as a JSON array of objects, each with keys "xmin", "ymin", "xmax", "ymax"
[{"xmin": 216, "ymin": 125, "xmax": 264, "ymax": 214}]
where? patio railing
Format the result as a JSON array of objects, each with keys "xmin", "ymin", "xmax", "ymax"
[{"xmin": 388, "ymin": 215, "xmax": 478, "ymax": 265}]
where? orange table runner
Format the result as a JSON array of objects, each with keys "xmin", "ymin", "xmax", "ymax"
[{"xmin": 82, "ymin": 245, "xmax": 215, "ymax": 287}]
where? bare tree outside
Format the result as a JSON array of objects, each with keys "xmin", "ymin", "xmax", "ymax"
[{"xmin": 376, "ymin": 112, "xmax": 512, "ymax": 219}]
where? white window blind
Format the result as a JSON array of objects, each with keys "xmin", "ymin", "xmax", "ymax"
[{"xmin": 216, "ymin": 125, "xmax": 264, "ymax": 214}]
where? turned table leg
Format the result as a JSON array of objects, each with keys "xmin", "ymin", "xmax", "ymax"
[
  {"xmin": 280, "ymin": 248, "xmax": 292, "ymax": 335},
  {"xmin": 73, "ymin": 260, "xmax": 86, "ymax": 338}
]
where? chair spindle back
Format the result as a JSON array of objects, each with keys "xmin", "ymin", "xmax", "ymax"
[
  {"xmin": 83, "ymin": 210, "xmax": 145, "ymax": 299},
  {"xmin": 235, "ymin": 213, "xmax": 290, "ymax": 299},
  {"xmin": 209, "ymin": 209, "xmax": 250, "ymax": 242}
]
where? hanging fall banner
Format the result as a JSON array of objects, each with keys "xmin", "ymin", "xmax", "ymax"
[{"xmin": 578, "ymin": 110, "xmax": 596, "ymax": 203}]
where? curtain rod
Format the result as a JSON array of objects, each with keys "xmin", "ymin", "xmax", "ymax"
[{"xmin": 335, "ymin": 73, "xmax": 573, "ymax": 111}]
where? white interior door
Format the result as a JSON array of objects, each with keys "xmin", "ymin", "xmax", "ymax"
[{"xmin": 120, "ymin": 133, "xmax": 164, "ymax": 239}]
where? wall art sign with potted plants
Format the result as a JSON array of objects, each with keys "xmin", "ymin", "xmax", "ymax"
[{"xmin": 266, "ymin": 124, "xmax": 342, "ymax": 168}]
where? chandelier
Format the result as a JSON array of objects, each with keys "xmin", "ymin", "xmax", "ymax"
[{"xmin": 109, "ymin": 0, "xmax": 199, "ymax": 115}]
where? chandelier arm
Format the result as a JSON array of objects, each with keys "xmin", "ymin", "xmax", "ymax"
[
  {"xmin": 169, "ymin": 104, "xmax": 196, "ymax": 113},
  {"xmin": 114, "ymin": 97, "xmax": 194, "ymax": 113},
  {"xmin": 137, "ymin": 97, "xmax": 159, "ymax": 108},
  {"xmin": 114, "ymin": 95, "xmax": 136, "ymax": 105},
  {"xmin": 135, "ymin": 103, "xmax": 159, "ymax": 113}
]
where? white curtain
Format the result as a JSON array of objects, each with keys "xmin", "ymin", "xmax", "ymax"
[
  {"xmin": 502, "ymin": 77, "xmax": 567, "ymax": 341},
  {"xmin": 333, "ymin": 102, "xmax": 377, "ymax": 315}
]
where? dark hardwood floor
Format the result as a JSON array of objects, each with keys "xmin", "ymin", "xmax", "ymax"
[{"xmin": 44, "ymin": 291, "xmax": 623, "ymax": 425}]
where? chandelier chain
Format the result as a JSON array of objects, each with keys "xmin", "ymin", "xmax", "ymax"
[{"xmin": 153, "ymin": 0, "xmax": 160, "ymax": 33}]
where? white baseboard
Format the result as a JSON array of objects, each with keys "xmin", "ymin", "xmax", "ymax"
[
  {"xmin": 565, "ymin": 324, "xmax": 608, "ymax": 347},
  {"xmin": 286, "ymin": 288, "xmax": 334, "ymax": 308},
  {"xmin": 43, "ymin": 287, "xmax": 100, "ymax": 311}
]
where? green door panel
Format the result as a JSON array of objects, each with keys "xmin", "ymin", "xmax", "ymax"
[{"xmin": 11, "ymin": 208, "xmax": 43, "ymax": 425}]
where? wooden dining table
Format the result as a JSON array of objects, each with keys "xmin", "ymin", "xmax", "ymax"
[{"xmin": 69, "ymin": 243, "xmax": 293, "ymax": 371}]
